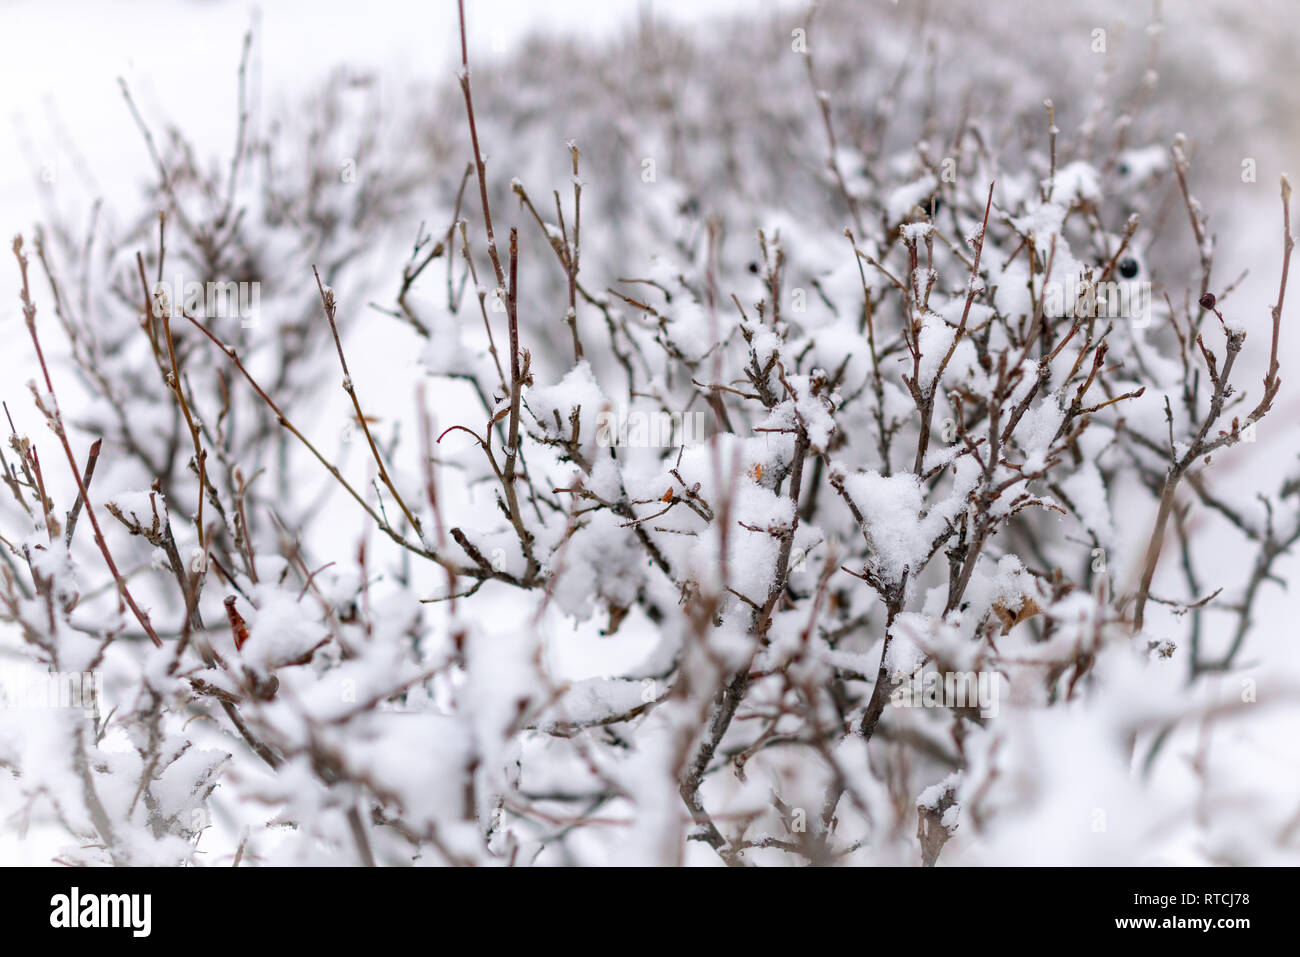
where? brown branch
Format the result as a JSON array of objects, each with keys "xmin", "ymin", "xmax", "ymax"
[{"xmin": 13, "ymin": 236, "xmax": 162, "ymax": 647}]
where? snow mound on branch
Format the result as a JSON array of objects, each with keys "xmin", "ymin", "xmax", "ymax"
[{"xmin": 528, "ymin": 360, "xmax": 607, "ymax": 449}]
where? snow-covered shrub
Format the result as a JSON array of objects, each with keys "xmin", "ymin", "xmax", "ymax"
[{"xmin": 2, "ymin": 0, "xmax": 1298, "ymax": 866}]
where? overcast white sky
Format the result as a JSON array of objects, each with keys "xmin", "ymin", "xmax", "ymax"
[{"xmin": 0, "ymin": 0, "xmax": 776, "ymax": 240}]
